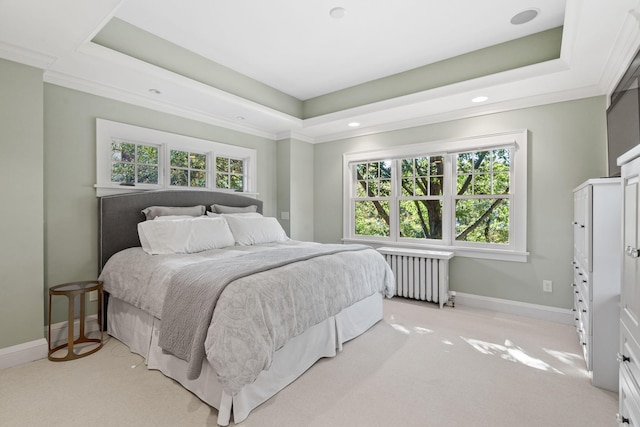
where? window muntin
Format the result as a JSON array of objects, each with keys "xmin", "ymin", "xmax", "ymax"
[
  {"xmin": 343, "ymin": 131, "xmax": 527, "ymax": 261},
  {"xmin": 110, "ymin": 139, "xmax": 160, "ymax": 185},
  {"xmin": 170, "ymin": 150, "xmax": 208, "ymax": 188}
]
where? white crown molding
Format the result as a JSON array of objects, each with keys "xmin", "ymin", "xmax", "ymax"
[
  {"xmin": 0, "ymin": 41, "xmax": 56, "ymax": 70},
  {"xmin": 600, "ymin": 3, "xmax": 640, "ymax": 104},
  {"xmin": 275, "ymin": 131, "xmax": 315, "ymax": 143},
  {"xmin": 312, "ymin": 84, "xmax": 603, "ymax": 144},
  {"xmin": 44, "ymin": 70, "xmax": 279, "ymax": 141}
]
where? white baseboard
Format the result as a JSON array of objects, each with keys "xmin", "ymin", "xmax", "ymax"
[
  {"xmin": 0, "ymin": 338, "xmax": 48, "ymax": 370},
  {"xmin": 0, "ymin": 314, "xmax": 102, "ymax": 371},
  {"xmin": 453, "ymin": 292, "xmax": 574, "ymax": 325},
  {"xmin": 47, "ymin": 314, "xmax": 102, "ymax": 348}
]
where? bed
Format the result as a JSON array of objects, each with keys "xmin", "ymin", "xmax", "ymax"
[{"xmin": 97, "ymin": 190, "xmax": 395, "ymax": 425}]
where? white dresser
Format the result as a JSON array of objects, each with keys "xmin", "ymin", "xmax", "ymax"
[
  {"xmin": 572, "ymin": 178, "xmax": 621, "ymax": 392},
  {"xmin": 618, "ymin": 146, "xmax": 640, "ymax": 425}
]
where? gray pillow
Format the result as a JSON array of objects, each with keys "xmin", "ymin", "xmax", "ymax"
[
  {"xmin": 211, "ymin": 204, "xmax": 258, "ymax": 214},
  {"xmin": 141, "ymin": 205, "xmax": 206, "ymax": 220}
]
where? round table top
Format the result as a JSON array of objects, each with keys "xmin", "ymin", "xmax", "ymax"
[{"xmin": 49, "ymin": 280, "xmax": 103, "ymax": 295}]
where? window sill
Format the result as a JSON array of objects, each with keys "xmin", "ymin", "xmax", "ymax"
[{"xmin": 342, "ymin": 238, "xmax": 529, "ymax": 263}]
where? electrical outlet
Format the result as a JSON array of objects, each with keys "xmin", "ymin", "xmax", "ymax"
[
  {"xmin": 89, "ymin": 290, "xmax": 98, "ymax": 301},
  {"xmin": 543, "ymin": 280, "xmax": 553, "ymax": 293}
]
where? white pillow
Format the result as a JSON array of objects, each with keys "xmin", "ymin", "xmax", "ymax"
[
  {"xmin": 138, "ymin": 216, "xmax": 235, "ymax": 254},
  {"xmin": 224, "ymin": 216, "xmax": 289, "ymax": 245},
  {"xmin": 206, "ymin": 211, "xmax": 263, "ymax": 218}
]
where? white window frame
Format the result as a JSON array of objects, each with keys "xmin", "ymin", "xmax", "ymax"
[
  {"xmin": 343, "ymin": 130, "xmax": 528, "ymax": 262},
  {"xmin": 96, "ymin": 119, "xmax": 257, "ymax": 197}
]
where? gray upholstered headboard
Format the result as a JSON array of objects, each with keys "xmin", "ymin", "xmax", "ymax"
[{"xmin": 98, "ymin": 190, "xmax": 263, "ymax": 272}]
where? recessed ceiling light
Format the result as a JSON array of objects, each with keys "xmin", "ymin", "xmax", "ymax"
[
  {"xmin": 472, "ymin": 96, "xmax": 489, "ymax": 103},
  {"xmin": 510, "ymin": 8, "xmax": 539, "ymax": 25},
  {"xmin": 330, "ymin": 7, "xmax": 346, "ymax": 19},
  {"xmin": 148, "ymin": 88, "xmax": 161, "ymax": 95},
  {"xmin": 348, "ymin": 122, "xmax": 360, "ymax": 127}
]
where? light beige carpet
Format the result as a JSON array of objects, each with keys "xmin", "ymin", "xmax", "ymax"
[{"xmin": 0, "ymin": 298, "xmax": 618, "ymax": 426}]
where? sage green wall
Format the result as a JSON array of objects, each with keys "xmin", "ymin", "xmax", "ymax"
[
  {"xmin": 276, "ymin": 139, "xmax": 291, "ymax": 236},
  {"xmin": 43, "ymin": 84, "xmax": 278, "ymax": 324},
  {"xmin": 0, "ymin": 59, "xmax": 44, "ymax": 349},
  {"xmin": 276, "ymin": 138, "xmax": 314, "ymax": 241},
  {"xmin": 313, "ymin": 97, "xmax": 608, "ymax": 309}
]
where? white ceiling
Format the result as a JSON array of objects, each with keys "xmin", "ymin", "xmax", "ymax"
[
  {"xmin": 0, "ymin": 0, "xmax": 639, "ymax": 142},
  {"xmin": 115, "ymin": 0, "xmax": 566, "ymax": 100}
]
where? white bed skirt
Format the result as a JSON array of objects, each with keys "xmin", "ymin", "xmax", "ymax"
[{"xmin": 107, "ymin": 292, "xmax": 384, "ymax": 425}]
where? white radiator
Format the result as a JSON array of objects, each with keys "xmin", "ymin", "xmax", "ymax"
[{"xmin": 377, "ymin": 247, "xmax": 454, "ymax": 308}]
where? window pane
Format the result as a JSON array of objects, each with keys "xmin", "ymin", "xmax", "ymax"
[
  {"xmin": 368, "ymin": 179, "xmax": 379, "ymax": 196},
  {"xmin": 357, "ymin": 181, "xmax": 367, "ymax": 197},
  {"xmin": 355, "ymin": 200, "xmax": 390, "ymax": 237},
  {"xmin": 457, "ymin": 152, "xmax": 473, "ymax": 173},
  {"xmin": 171, "ymin": 168, "xmax": 188, "ymax": 186},
  {"xmin": 111, "ymin": 163, "xmax": 135, "ymax": 183},
  {"xmin": 414, "ymin": 177, "xmax": 428, "ymax": 196},
  {"xmin": 216, "ymin": 173, "xmax": 230, "ymax": 189},
  {"xmin": 401, "ymin": 178, "xmax": 414, "ymax": 196},
  {"xmin": 366, "ymin": 162, "xmax": 379, "ymax": 179},
  {"xmin": 430, "ymin": 156, "xmax": 444, "ymax": 175},
  {"xmin": 474, "ymin": 151, "xmax": 491, "ymax": 172},
  {"xmin": 191, "ymin": 153, "xmax": 206, "ymax": 170},
  {"xmin": 415, "ymin": 157, "xmax": 429, "ymax": 176},
  {"xmin": 494, "ymin": 172, "xmax": 510, "ymax": 194},
  {"xmin": 402, "ymin": 159, "xmax": 413, "ymax": 177},
  {"xmin": 230, "ymin": 174, "xmax": 243, "ymax": 190},
  {"xmin": 457, "ymin": 174, "xmax": 473, "ymax": 195},
  {"xmin": 430, "ymin": 177, "xmax": 443, "ymax": 195},
  {"xmin": 399, "ymin": 199, "xmax": 442, "ymax": 239},
  {"xmin": 380, "ymin": 161, "xmax": 392, "ymax": 179},
  {"xmin": 493, "ymin": 149, "xmax": 511, "ymax": 171},
  {"xmin": 138, "ymin": 145, "xmax": 158, "ymax": 164},
  {"xmin": 474, "ymin": 173, "xmax": 491, "ymax": 195},
  {"xmin": 171, "ymin": 150, "xmax": 188, "ymax": 168},
  {"xmin": 137, "ymin": 165, "xmax": 158, "ymax": 184},
  {"xmin": 190, "ymin": 170, "xmax": 207, "ymax": 187},
  {"xmin": 216, "ymin": 156, "xmax": 229, "ymax": 172},
  {"xmin": 230, "ymin": 159, "xmax": 243, "ymax": 174},
  {"xmin": 379, "ymin": 179, "xmax": 391, "ymax": 197},
  {"xmin": 356, "ymin": 163, "xmax": 367, "ymax": 179},
  {"xmin": 455, "ymin": 198, "xmax": 510, "ymax": 244}
]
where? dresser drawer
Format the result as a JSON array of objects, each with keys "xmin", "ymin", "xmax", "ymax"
[
  {"xmin": 620, "ymin": 365, "xmax": 640, "ymax": 426},
  {"xmin": 621, "ymin": 320, "xmax": 640, "ymax": 391}
]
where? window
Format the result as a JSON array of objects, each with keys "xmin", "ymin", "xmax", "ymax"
[
  {"xmin": 96, "ymin": 119, "xmax": 257, "ymax": 196},
  {"xmin": 110, "ymin": 140, "xmax": 160, "ymax": 185},
  {"xmin": 343, "ymin": 131, "xmax": 527, "ymax": 262},
  {"xmin": 170, "ymin": 150, "xmax": 207, "ymax": 188},
  {"xmin": 216, "ymin": 156, "xmax": 244, "ymax": 191}
]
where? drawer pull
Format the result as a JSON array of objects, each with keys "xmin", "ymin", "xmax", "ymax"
[
  {"xmin": 616, "ymin": 413, "xmax": 630, "ymax": 424},
  {"xmin": 617, "ymin": 353, "xmax": 631, "ymax": 363},
  {"xmin": 579, "ymin": 299, "xmax": 583, "ymax": 303},
  {"xmin": 582, "ymin": 280, "xmax": 587, "ymax": 284},
  {"xmin": 626, "ymin": 246, "xmax": 640, "ymax": 258},
  {"xmin": 582, "ymin": 309, "xmax": 587, "ymax": 313}
]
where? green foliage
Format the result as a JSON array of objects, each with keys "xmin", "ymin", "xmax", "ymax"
[
  {"xmin": 352, "ymin": 150, "xmax": 510, "ymax": 244},
  {"xmin": 111, "ymin": 141, "xmax": 159, "ymax": 184},
  {"xmin": 355, "ymin": 201, "xmax": 390, "ymax": 237}
]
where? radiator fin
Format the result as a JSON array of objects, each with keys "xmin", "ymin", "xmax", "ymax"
[{"xmin": 377, "ymin": 247, "xmax": 454, "ymax": 309}]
